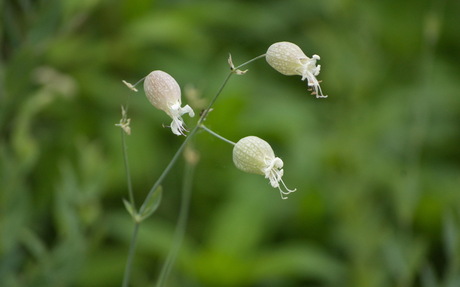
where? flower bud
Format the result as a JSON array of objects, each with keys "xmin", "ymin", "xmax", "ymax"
[
  {"xmin": 233, "ymin": 136, "xmax": 296, "ymax": 199},
  {"xmin": 144, "ymin": 70, "xmax": 194, "ymax": 135},
  {"xmin": 266, "ymin": 41, "xmax": 327, "ymax": 98}
]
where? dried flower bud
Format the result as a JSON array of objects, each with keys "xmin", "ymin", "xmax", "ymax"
[
  {"xmin": 233, "ymin": 136, "xmax": 296, "ymax": 199},
  {"xmin": 115, "ymin": 106, "xmax": 131, "ymax": 135},
  {"xmin": 266, "ymin": 41, "xmax": 327, "ymax": 98},
  {"xmin": 144, "ymin": 70, "xmax": 194, "ymax": 136}
]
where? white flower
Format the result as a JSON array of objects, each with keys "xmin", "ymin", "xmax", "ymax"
[
  {"xmin": 266, "ymin": 41, "xmax": 327, "ymax": 98},
  {"xmin": 233, "ymin": 136, "xmax": 296, "ymax": 199},
  {"xmin": 144, "ymin": 70, "xmax": 195, "ymax": 136}
]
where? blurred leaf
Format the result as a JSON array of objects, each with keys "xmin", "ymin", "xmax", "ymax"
[
  {"xmin": 253, "ymin": 243, "xmax": 344, "ymax": 284},
  {"xmin": 138, "ymin": 186, "xmax": 163, "ymax": 222},
  {"xmin": 123, "ymin": 198, "xmax": 137, "ymax": 220},
  {"xmin": 2, "ymin": 0, "xmax": 460, "ymax": 286}
]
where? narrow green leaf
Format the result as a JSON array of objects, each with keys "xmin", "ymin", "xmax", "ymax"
[
  {"xmin": 122, "ymin": 199, "xmax": 137, "ymax": 220},
  {"xmin": 139, "ymin": 186, "xmax": 163, "ymax": 221}
]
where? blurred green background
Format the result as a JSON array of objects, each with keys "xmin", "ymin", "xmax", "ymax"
[{"xmin": 1, "ymin": 0, "xmax": 460, "ymax": 286}]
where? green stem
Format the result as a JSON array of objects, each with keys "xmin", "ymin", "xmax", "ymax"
[
  {"xmin": 122, "ymin": 223, "xmax": 140, "ymax": 287},
  {"xmin": 121, "ymin": 53, "xmax": 266, "ymax": 286},
  {"xmin": 133, "ymin": 76, "xmax": 147, "ymax": 88},
  {"xmin": 156, "ymin": 152, "xmax": 196, "ymax": 287},
  {"xmin": 198, "ymin": 53, "xmax": 266, "ymax": 124},
  {"xmin": 197, "ymin": 73, "xmax": 233, "ymax": 124},
  {"xmin": 200, "ymin": 125, "xmax": 235, "ymax": 145},
  {"xmin": 139, "ymin": 63, "xmax": 237, "ymax": 213},
  {"xmin": 235, "ymin": 53, "xmax": 266, "ymax": 70},
  {"xmin": 121, "ymin": 128, "xmax": 135, "ymax": 208},
  {"xmin": 139, "ymin": 128, "xmax": 197, "ymax": 214}
]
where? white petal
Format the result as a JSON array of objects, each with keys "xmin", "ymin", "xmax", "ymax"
[
  {"xmin": 180, "ymin": 104, "xmax": 195, "ymax": 117},
  {"xmin": 170, "ymin": 117, "xmax": 187, "ymax": 136}
]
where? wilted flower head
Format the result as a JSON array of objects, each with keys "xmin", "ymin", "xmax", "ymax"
[
  {"xmin": 266, "ymin": 41, "xmax": 327, "ymax": 98},
  {"xmin": 144, "ymin": 70, "xmax": 194, "ymax": 136},
  {"xmin": 233, "ymin": 136, "xmax": 296, "ymax": 199}
]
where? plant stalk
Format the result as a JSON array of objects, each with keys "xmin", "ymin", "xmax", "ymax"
[{"xmin": 121, "ymin": 54, "xmax": 266, "ymax": 287}]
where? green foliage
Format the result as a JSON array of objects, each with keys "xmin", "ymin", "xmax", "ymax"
[{"xmin": 1, "ymin": 0, "xmax": 460, "ymax": 286}]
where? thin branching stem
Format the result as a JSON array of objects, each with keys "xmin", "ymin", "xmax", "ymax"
[
  {"xmin": 121, "ymin": 54, "xmax": 266, "ymax": 287},
  {"xmin": 122, "ymin": 222, "xmax": 140, "ymax": 287},
  {"xmin": 235, "ymin": 53, "xmax": 266, "ymax": 70},
  {"xmin": 198, "ymin": 54, "xmax": 266, "ymax": 124},
  {"xmin": 121, "ymin": 128, "xmax": 135, "ymax": 207},
  {"xmin": 139, "ymin": 60, "xmax": 239, "ymax": 213},
  {"xmin": 200, "ymin": 125, "xmax": 235, "ymax": 145},
  {"xmin": 197, "ymin": 73, "xmax": 233, "ymax": 124},
  {"xmin": 133, "ymin": 76, "xmax": 147, "ymax": 88},
  {"xmin": 138, "ymin": 128, "xmax": 197, "ymax": 214}
]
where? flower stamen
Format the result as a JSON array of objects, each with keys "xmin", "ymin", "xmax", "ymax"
[{"xmin": 263, "ymin": 157, "xmax": 296, "ymax": 199}]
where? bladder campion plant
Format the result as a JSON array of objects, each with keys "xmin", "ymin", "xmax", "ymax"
[{"xmin": 118, "ymin": 41, "xmax": 328, "ymax": 287}]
